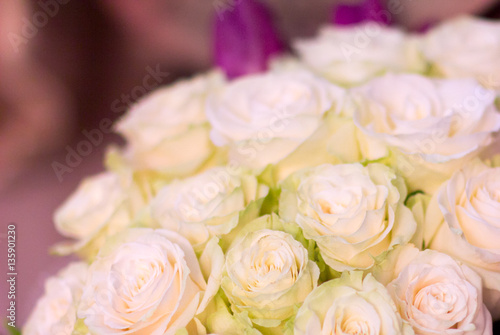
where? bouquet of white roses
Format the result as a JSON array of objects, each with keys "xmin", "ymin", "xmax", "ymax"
[{"xmin": 24, "ymin": 16, "xmax": 500, "ymax": 335}]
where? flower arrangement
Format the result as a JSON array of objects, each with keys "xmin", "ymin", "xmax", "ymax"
[{"xmin": 24, "ymin": 16, "xmax": 500, "ymax": 335}]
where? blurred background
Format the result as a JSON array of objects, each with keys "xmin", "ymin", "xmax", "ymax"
[{"xmin": 1, "ymin": 0, "xmax": 500, "ymax": 328}]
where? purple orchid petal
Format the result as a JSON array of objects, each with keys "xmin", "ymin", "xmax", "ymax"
[
  {"xmin": 332, "ymin": 0, "xmax": 391, "ymax": 26},
  {"xmin": 214, "ymin": 0, "xmax": 285, "ymax": 79},
  {"xmin": 333, "ymin": 5, "xmax": 365, "ymax": 25},
  {"xmin": 415, "ymin": 21, "xmax": 435, "ymax": 33}
]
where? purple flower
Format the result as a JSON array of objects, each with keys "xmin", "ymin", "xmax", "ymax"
[
  {"xmin": 331, "ymin": 0, "xmax": 391, "ymax": 26},
  {"xmin": 214, "ymin": 0, "xmax": 284, "ymax": 79}
]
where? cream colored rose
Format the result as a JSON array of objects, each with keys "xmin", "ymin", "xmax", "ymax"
[
  {"xmin": 420, "ymin": 16, "xmax": 500, "ymax": 90},
  {"xmin": 78, "ymin": 228, "xmax": 224, "ymax": 335},
  {"xmin": 221, "ymin": 226, "xmax": 319, "ymax": 328},
  {"xmin": 206, "ymin": 70, "xmax": 345, "ymax": 171},
  {"xmin": 151, "ymin": 167, "xmax": 268, "ymax": 249},
  {"xmin": 294, "ymin": 271, "xmax": 413, "ymax": 335},
  {"xmin": 426, "ymin": 159, "xmax": 500, "ymax": 318},
  {"xmin": 294, "ymin": 23, "xmax": 424, "ymax": 86},
  {"xmin": 268, "ymin": 55, "xmax": 310, "ymax": 74},
  {"xmin": 116, "ymin": 71, "xmax": 225, "ymax": 176},
  {"xmin": 53, "ymin": 172, "xmax": 131, "ymax": 258},
  {"xmin": 280, "ymin": 163, "xmax": 416, "ymax": 271},
  {"xmin": 374, "ymin": 245, "xmax": 492, "ymax": 335},
  {"xmin": 352, "ymin": 73, "xmax": 500, "ymax": 193},
  {"xmin": 23, "ymin": 262, "xmax": 88, "ymax": 335}
]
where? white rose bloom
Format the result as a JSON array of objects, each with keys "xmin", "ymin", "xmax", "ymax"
[
  {"xmin": 352, "ymin": 73, "xmax": 500, "ymax": 193},
  {"xmin": 116, "ymin": 71, "xmax": 225, "ymax": 176},
  {"xmin": 426, "ymin": 159, "xmax": 500, "ymax": 318},
  {"xmin": 206, "ymin": 70, "xmax": 345, "ymax": 171},
  {"xmin": 294, "ymin": 271, "xmax": 414, "ymax": 335},
  {"xmin": 280, "ymin": 163, "xmax": 416, "ymax": 271},
  {"xmin": 151, "ymin": 167, "xmax": 268, "ymax": 249},
  {"xmin": 23, "ymin": 262, "xmax": 89, "ymax": 335},
  {"xmin": 53, "ymin": 172, "xmax": 131, "ymax": 258},
  {"xmin": 420, "ymin": 16, "xmax": 500, "ymax": 90},
  {"xmin": 78, "ymin": 228, "xmax": 224, "ymax": 335},
  {"xmin": 268, "ymin": 55, "xmax": 310, "ymax": 74},
  {"xmin": 373, "ymin": 245, "xmax": 492, "ymax": 335},
  {"xmin": 294, "ymin": 23, "xmax": 424, "ymax": 86},
  {"xmin": 222, "ymin": 227, "xmax": 319, "ymax": 328}
]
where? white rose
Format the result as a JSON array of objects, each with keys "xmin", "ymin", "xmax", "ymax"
[
  {"xmin": 78, "ymin": 228, "xmax": 224, "ymax": 335},
  {"xmin": 116, "ymin": 71, "xmax": 225, "ymax": 176},
  {"xmin": 268, "ymin": 55, "xmax": 310, "ymax": 74},
  {"xmin": 23, "ymin": 262, "xmax": 88, "ymax": 335},
  {"xmin": 280, "ymin": 163, "xmax": 416, "ymax": 272},
  {"xmin": 53, "ymin": 172, "xmax": 131, "ymax": 258},
  {"xmin": 426, "ymin": 159, "xmax": 500, "ymax": 318},
  {"xmin": 294, "ymin": 271, "xmax": 413, "ymax": 335},
  {"xmin": 151, "ymin": 166, "xmax": 268, "ymax": 249},
  {"xmin": 206, "ymin": 70, "xmax": 345, "ymax": 171},
  {"xmin": 294, "ymin": 23, "xmax": 424, "ymax": 86},
  {"xmin": 352, "ymin": 73, "xmax": 500, "ymax": 193},
  {"xmin": 373, "ymin": 245, "xmax": 492, "ymax": 335},
  {"xmin": 420, "ymin": 16, "xmax": 500, "ymax": 90},
  {"xmin": 221, "ymin": 220, "xmax": 319, "ymax": 328}
]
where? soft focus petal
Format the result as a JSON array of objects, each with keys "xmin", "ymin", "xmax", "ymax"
[
  {"xmin": 214, "ymin": 0, "xmax": 284, "ymax": 79},
  {"xmin": 331, "ymin": 0, "xmax": 391, "ymax": 26}
]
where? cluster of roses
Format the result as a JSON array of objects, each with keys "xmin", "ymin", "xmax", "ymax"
[{"xmin": 24, "ymin": 16, "xmax": 500, "ymax": 335}]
